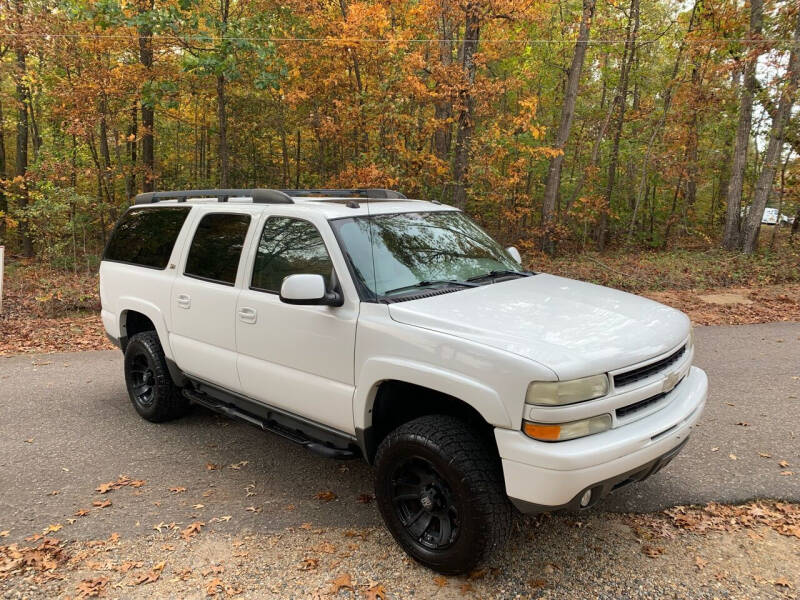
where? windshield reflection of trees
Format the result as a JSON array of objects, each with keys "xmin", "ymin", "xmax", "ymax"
[
  {"xmin": 252, "ymin": 218, "xmax": 333, "ymax": 291},
  {"xmin": 370, "ymin": 213, "xmax": 512, "ymax": 280}
]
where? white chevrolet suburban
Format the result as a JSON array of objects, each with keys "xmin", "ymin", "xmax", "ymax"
[{"xmin": 100, "ymin": 188, "xmax": 708, "ymax": 574}]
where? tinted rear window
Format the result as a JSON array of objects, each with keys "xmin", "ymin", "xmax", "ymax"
[
  {"xmin": 184, "ymin": 213, "xmax": 251, "ymax": 285},
  {"xmin": 104, "ymin": 207, "xmax": 191, "ymax": 269}
]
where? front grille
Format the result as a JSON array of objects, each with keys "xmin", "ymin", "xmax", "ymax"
[
  {"xmin": 615, "ymin": 392, "xmax": 666, "ymax": 419},
  {"xmin": 614, "ymin": 345, "xmax": 686, "ymax": 389}
]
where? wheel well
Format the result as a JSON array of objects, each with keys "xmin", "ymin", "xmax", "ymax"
[
  {"xmin": 121, "ymin": 310, "xmax": 156, "ymax": 351},
  {"xmin": 364, "ymin": 380, "xmax": 499, "ymax": 464}
]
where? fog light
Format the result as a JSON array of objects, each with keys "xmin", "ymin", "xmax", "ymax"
[{"xmin": 579, "ymin": 489, "xmax": 592, "ymax": 507}]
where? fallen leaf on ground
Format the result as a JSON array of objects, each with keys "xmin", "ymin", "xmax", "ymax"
[
  {"xmin": 758, "ymin": 452, "xmax": 772, "ymax": 458},
  {"xmin": 92, "ymin": 500, "xmax": 112, "ymax": 509},
  {"xmin": 75, "ymin": 509, "xmax": 89, "ymax": 517},
  {"xmin": 356, "ymin": 493, "xmax": 374, "ymax": 504},
  {"xmin": 315, "ymin": 490, "xmax": 337, "ymax": 502},
  {"xmin": 774, "ymin": 577, "xmax": 793, "ymax": 589},
  {"xmin": 205, "ymin": 577, "xmax": 223, "ymax": 596},
  {"xmin": 329, "ymin": 573, "xmax": 353, "ymax": 594},
  {"xmin": 695, "ymin": 556, "xmax": 708, "ymax": 570},
  {"xmin": 365, "ymin": 584, "xmax": 387, "ymax": 600},
  {"xmin": 433, "ymin": 575, "xmax": 448, "ymax": 587},
  {"xmin": 299, "ymin": 557, "xmax": 318, "ymax": 571},
  {"xmin": 181, "ymin": 521, "xmax": 204, "ymax": 540},
  {"xmin": 230, "ymin": 461, "xmax": 248, "ymax": 470},
  {"xmin": 736, "ymin": 422, "xmax": 749, "ymax": 426},
  {"xmin": 642, "ymin": 545, "xmax": 664, "ymax": 558},
  {"xmin": 778, "ymin": 460, "xmax": 790, "ymax": 468},
  {"xmin": 76, "ymin": 577, "xmax": 108, "ymax": 598},
  {"xmin": 206, "ymin": 463, "xmax": 218, "ymax": 471},
  {"xmin": 729, "ymin": 454, "xmax": 738, "ymax": 460},
  {"xmin": 0, "ymin": 531, "xmax": 9, "ymax": 537},
  {"xmin": 780, "ymin": 471, "xmax": 794, "ymax": 476},
  {"xmin": 245, "ymin": 506, "xmax": 261, "ymax": 513},
  {"xmin": 169, "ymin": 487, "xmax": 187, "ymax": 494},
  {"xmin": 132, "ymin": 562, "xmax": 164, "ymax": 585},
  {"xmin": 96, "ymin": 475, "xmax": 145, "ymax": 494}
]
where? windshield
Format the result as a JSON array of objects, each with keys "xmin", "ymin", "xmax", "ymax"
[{"xmin": 330, "ymin": 210, "xmax": 522, "ymax": 300}]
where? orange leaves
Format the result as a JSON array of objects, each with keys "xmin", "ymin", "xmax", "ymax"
[
  {"xmin": 76, "ymin": 577, "xmax": 108, "ymax": 598},
  {"xmin": 92, "ymin": 500, "xmax": 112, "ymax": 509},
  {"xmin": 314, "ymin": 490, "xmax": 338, "ymax": 503},
  {"xmin": 181, "ymin": 521, "xmax": 205, "ymax": 541},
  {"xmin": 96, "ymin": 475, "xmax": 146, "ymax": 494}
]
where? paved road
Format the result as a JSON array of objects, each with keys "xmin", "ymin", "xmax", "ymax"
[{"xmin": 0, "ymin": 323, "xmax": 798, "ymax": 544}]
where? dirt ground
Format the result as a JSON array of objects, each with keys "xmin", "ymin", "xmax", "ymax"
[{"xmin": 1, "ymin": 502, "xmax": 798, "ymax": 599}]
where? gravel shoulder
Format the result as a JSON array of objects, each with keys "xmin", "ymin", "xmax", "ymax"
[{"xmin": 2, "ymin": 508, "xmax": 798, "ymax": 599}]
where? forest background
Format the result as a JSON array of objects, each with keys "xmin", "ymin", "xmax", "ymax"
[{"xmin": 0, "ymin": 0, "xmax": 799, "ymax": 353}]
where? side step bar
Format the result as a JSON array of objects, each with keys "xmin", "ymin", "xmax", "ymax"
[{"xmin": 183, "ymin": 387, "xmax": 359, "ymax": 460}]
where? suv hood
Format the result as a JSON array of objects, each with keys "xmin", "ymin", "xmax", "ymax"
[{"xmin": 387, "ymin": 274, "xmax": 690, "ymax": 380}]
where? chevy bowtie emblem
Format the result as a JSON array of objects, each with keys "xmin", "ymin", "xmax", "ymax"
[{"xmin": 663, "ymin": 371, "xmax": 681, "ymax": 393}]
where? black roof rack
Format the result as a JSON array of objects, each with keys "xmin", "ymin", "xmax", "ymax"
[
  {"xmin": 280, "ymin": 189, "xmax": 406, "ymax": 199},
  {"xmin": 134, "ymin": 189, "xmax": 294, "ymax": 205}
]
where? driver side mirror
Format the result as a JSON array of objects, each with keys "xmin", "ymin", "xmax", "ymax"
[
  {"xmin": 506, "ymin": 246, "xmax": 522, "ymax": 265},
  {"xmin": 279, "ymin": 274, "xmax": 343, "ymax": 307}
]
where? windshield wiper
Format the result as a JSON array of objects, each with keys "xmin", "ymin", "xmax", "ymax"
[
  {"xmin": 466, "ymin": 269, "xmax": 534, "ymax": 283},
  {"xmin": 384, "ymin": 279, "xmax": 480, "ymax": 296}
]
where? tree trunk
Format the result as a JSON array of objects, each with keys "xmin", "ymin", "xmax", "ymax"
[
  {"xmin": 451, "ymin": 2, "xmax": 480, "ymax": 210},
  {"xmin": 722, "ymin": 0, "xmax": 763, "ymax": 250},
  {"xmin": 740, "ymin": 12, "xmax": 799, "ymax": 254},
  {"xmin": 628, "ymin": 1, "xmax": 698, "ymax": 239},
  {"xmin": 126, "ymin": 103, "xmax": 138, "ymax": 199},
  {"xmin": 596, "ymin": 0, "xmax": 639, "ymax": 250},
  {"xmin": 433, "ymin": 10, "xmax": 454, "ymax": 162},
  {"xmin": 216, "ymin": 74, "xmax": 229, "ymax": 187},
  {"xmin": 0, "ymin": 99, "xmax": 6, "ymax": 240},
  {"xmin": 14, "ymin": 0, "xmax": 33, "ymax": 257},
  {"xmin": 540, "ymin": 0, "xmax": 596, "ymax": 254},
  {"xmin": 138, "ymin": 0, "xmax": 155, "ymax": 192}
]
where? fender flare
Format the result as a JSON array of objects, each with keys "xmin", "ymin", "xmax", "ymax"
[
  {"xmin": 118, "ymin": 297, "xmax": 174, "ymax": 361},
  {"xmin": 353, "ymin": 357, "xmax": 512, "ymax": 432}
]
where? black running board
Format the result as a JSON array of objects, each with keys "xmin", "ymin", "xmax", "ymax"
[{"xmin": 182, "ymin": 385, "xmax": 359, "ymax": 460}]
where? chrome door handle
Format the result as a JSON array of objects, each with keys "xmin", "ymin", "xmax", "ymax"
[
  {"xmin": 176, "ymin": 294, "xmax": 191, "ymax": 309},
  {"xmin": 238, "ymin": 307, "xmax": 257, "ymax": 324}
]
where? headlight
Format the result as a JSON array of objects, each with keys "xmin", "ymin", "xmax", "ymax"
[
  {"xmin": 525, "ymin": 374, "xmax": 609, "ymax": 406},
  {"xmin": 523, "ymin": 414, "xmax": 612, "ymax": 442}
]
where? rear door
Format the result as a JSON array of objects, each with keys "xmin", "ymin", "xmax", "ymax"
[
  {"xmin": 235, "ymin": 214, "xmax": 359, "ymax": 433},
  {"xmin": 170, "ymin": 210, "xmax": 255, "ymax": 392}
]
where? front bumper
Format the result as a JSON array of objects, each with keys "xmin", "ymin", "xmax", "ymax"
[{"xmin": 496, "ymin": 366, "xmax": 707, "ymax": 512}]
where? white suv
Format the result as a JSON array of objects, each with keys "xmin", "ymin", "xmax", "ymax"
[{"xmin": 100, "ymin": 188, "xmax": 707, "ymax": 574}]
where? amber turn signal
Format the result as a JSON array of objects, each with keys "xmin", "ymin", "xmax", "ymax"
[{"xmin": 523, "ymin": 422, "xmax": 562, "ymax": 441}]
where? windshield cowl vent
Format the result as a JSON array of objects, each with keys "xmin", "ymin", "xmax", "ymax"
[{"xmin": 382, "ymin": 287, "xmax": 466, "ymax": 304}]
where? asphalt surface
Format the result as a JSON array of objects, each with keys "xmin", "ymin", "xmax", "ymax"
[{"xmin": 0, "ymin": 322, "xmax": 798, "ymax": 545}]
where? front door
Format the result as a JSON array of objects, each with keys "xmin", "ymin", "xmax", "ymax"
[
  {"xmin": 236, "ymin": 216, "xmax": 358, "ymax": 434},
  {"xmin": 170, "ymin": 211, "xmax": 253, "ymax": 392}
]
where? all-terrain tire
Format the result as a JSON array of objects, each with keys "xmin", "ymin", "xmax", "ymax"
[
  {"xmin": 374, "ymin": 415, "xmax": 512, "ymax": 574},
  {"xmin": 123, "ymin": 331, "xmax": 189, "ymax": 422}
]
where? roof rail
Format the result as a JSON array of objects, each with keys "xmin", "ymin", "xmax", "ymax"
[
  {"xmin": 280, "ymin": 189, "xmax": 407, "ymax": 199},
  {"xmin": 134, "ymin": 189, "xmax": 294, "ymax": 205}
]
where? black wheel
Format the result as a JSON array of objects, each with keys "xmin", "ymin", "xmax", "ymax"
[
  {"xmin": 374, "ymin": 415, "xmax": 512, "ymax": 574},
  {"xmin": 123, "ymin": 331, "xmax": 188, "ymax": 422}
]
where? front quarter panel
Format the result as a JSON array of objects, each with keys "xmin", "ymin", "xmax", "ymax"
[{"xmin": 353, "ymin": 303, "xmax": 557, "ymax": 432}]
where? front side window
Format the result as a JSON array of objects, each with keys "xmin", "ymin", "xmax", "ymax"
[
  {"xmin": 330, "ymin": 211, "xmax": 522, "ymax": 300},
  {"xmin": 184, "ymin": 213, "xmax": 251, "ymax": 285},
  {"xmin": 104, "ymin": 207, "xmax": 191, "ymax": 269},
  {"xmin": 251, "ymin": 217, "xmax": 334, "ymax": 293}
]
